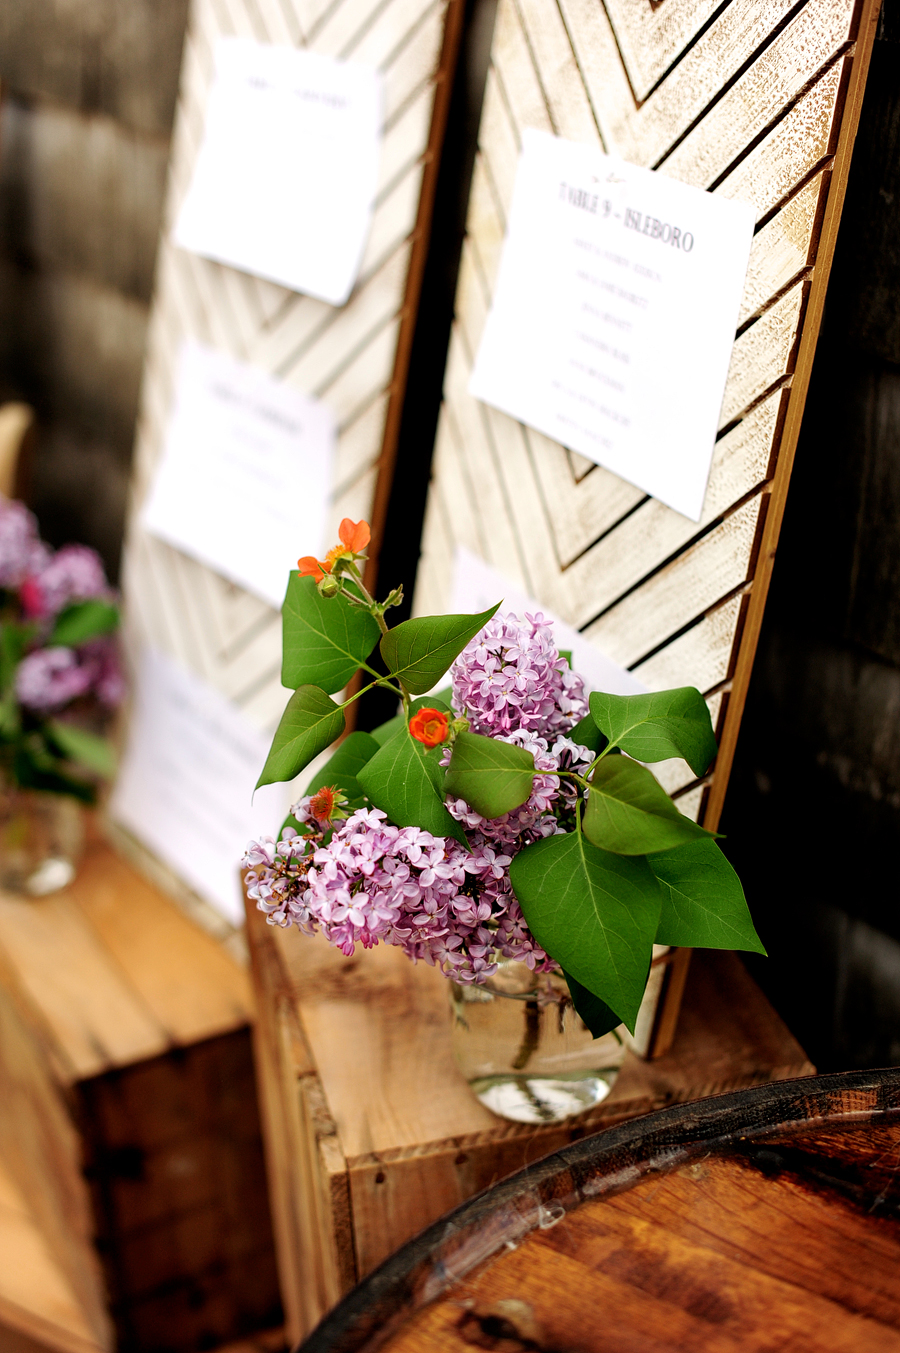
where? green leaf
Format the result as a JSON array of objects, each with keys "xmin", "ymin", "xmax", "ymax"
[
  {"xmin": 558, "ymin": 650, "xmax": 573, "ymax": 668},
  {"xmin": 306, "ymin": 730, "xmax": 380, "ymax": 808},
  {"xmin": 282, "ymin": 573, "xmax": 381, "ymax": 694},
  {"xmin": 13, "ymin": 743, "xmax": 96, "ymax": 803},
  {"xmin": 46, "ymin": 721, "xmax": 116, "ymax": 778},
  {"xmin": 0, "ymin": 621, "xmax": 31, "ymax": 698},
  {"xmin": 583, "ymin": 756, "xmax": 711, "ymax": 855},
  {"xmin": 379, "ymin": 603, "xmax": 500, "ymax": 696},
  {"xmin": 589, "ymin": 687, "xmax": 717, "ymax": 777},
  {"xmin": 649, "ymin": 839, "xmax": 766, "ymax": 954},
  {"xmin": 563, "ymin": 969, "xmax": 622, "ymax": 1039},
  {"xmin": 444, "ymin": 731, "xmax": 535, "ymax": 818},
  {"xmin": 257, "ymin": 686, "xmax": 345, "ymax": 789},
  {"xmin": 357, "ymin": 726, "xmax": 468, "ymax": 847},
  {"xmin": 48, "ymin": 599, "xmax": 119, "ymax": 648},
  {"xmin": 371, "ymin": 711, "xmax": 405, "ymax": 745},
  {"xmin": 569, "ymin": 712, "xmax": 608, "ymax": 755},
  {"xmin": 509, "ymin": 831, "xmax": 660, "ymax": 1032}
]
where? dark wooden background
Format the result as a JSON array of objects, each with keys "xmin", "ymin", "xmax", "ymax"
[{"xmin": 721, "ymin": 1, "xmax": 900, "ymax": 1071}]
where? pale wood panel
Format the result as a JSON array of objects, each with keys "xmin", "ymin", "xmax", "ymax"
[
  {"xmin": 603, "ymin": 0, "xmax": 722, "ymax": 102},
  {"xmin": 738, "ymin": 174, "xmax": 823, "ymax": 326},
  {"xmin": 123, "ymin": 0, "xmax": 459, "ymax": 805},
  {"xmin": 718, "ymin": 283, "xmax": 804, "ymax": 429},
  {"xmin": 562, "ymin": 391, "xmax": 780, "ymax": 626},
  {"xmin": 414, "ymin": 0, "xmax": 879, "ymax": 898},
  {"xmin": 716, "ymin": 59, "xmax": 846, "ymax": 221},
  {"xmin": 632, "ymin": 593, "xmax": 746, "ymax": 695},
  {"xmin": 660, "ymin": 0, "xmax": 855, "ymax": 189},
  {"xmin": 583, "ymin": 495, "xmax": 764, "ymax": 668}
]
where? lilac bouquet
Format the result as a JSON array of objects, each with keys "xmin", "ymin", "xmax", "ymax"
[
  {"xmin": 243, "ymin": 522, "xmax": 762, "ymax": 1038},
  {"xmin": 0, "ymin": 494, "xmax": 123, "ymax": 801}
]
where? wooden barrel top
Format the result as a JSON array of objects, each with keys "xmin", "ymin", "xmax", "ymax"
[{"xmin": 299, "ymin": 1069, "xmax": 900, "ymax": 1352}]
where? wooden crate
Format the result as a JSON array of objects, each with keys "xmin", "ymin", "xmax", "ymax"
[
  {"xmin": 245, "ymin": 900, "xmax": 813, "ymax": 1345},
  {"xmin": 0, "ymin": 822, "xmax": 257, "ymax": 1353}
]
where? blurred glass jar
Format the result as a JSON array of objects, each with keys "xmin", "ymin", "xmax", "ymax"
[
  {"xmin": 450, "ymin": 951, "xmax": 669, "ymax": 1124},
  {"xmin": 0, "ymin": 785, "xmax": 84, "ymax": 896}
]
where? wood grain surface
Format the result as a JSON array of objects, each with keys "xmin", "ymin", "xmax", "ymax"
[
  {"xmin": 0, "ymin": 821, "xmax": 256, "ymax": 1353},
  {"xmin": 299, "ymin": 1069, "xmax": 900, "ymax": 1353},
  {"xmin": 245, "ymin": 899, "xmax": 812, "ymax": 1343}
]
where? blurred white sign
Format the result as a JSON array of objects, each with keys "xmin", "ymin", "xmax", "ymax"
[
  {"xmin": 470, "ymin": 130, "xmax": 755, "ymax": 521},
  {"xmin": 142, "ymin": 341, "xmax": 333, "ymax": 610},
  {"xmin": 110, "ymin": 649, "xmax": 295, "ymax": 924},
  {"xmin": 174, "ymin": 38, "xmax": 383, "ymax": 305},
  {"xmin": 450, "ymin": 547, "xmax": 646, "ymax": 696}
]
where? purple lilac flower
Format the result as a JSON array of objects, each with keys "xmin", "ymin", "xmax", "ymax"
[
  {"xmin": 450, "ymin": 611, "xmax": 587, "ymax": 737},
  {"xmin": 16, "ymin": 647, "xmax": 95, "ymax": 711},
  {"xmin": 242, "ymin": 733, "xmax": 597, "ymax": 984},
  {"xmin": 0, "ymin": 496, "xmax": 49, "ymax": 590},
  {"xmin": 14, "ymin": 635, "xmax": 125, "ymax": 713},
  {"xmin": 242, "ymin": 613, "xmax": 597, "ymax": 984},
  {"xmin": 21, "ymin": 543, "xmax": 109, "ymax": 620}
]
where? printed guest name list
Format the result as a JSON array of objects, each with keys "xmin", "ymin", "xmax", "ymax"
[{"xmin": 470, "ymin": 130, "xmax": 755, "ymax": 521}]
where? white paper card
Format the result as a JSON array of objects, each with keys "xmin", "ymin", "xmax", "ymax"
[
  {"xmin": 174, "ymin": 38, "xmax": 383, "ymax": 305},
  {"xmin": 110, "ymin": 649, "xmax": 297, "ymax": 924},
  {"xmin": 470, "ymin": 131, "xmax": 755, "ymax": 521},
  {"xmin": 450, "ymin": 548, "xmax": 646, "ymax": 696},
  {"xmin": 142, "ymin": 341, "xmax": 334, "ymax": 610}
]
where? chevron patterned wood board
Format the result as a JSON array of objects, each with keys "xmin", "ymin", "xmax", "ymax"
[
  {"xmin": 414, "ymin": 0, "xmax": 881, "ymax": 830},
  {"xmin": 122, "ymin": 0, "xmax": 456, "ymax": 737}
]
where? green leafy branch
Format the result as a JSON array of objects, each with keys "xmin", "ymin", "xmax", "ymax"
[{"xmin": 260, "ymin": 541, "xmax": 764, "ymax": 1037}]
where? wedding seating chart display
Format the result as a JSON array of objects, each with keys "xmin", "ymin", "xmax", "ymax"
[
  {"xmin": 414, "ymin": 0, "xmax": 880, "ymax": 856},
  {"xmin": 174, "ymin": 39, "xmax": 383, "ymax": 306},
  {"xmin": 142, "ymin": 342, "xmax": 334, "ymax": 609},
  {"xmin": 470, "ymin": 130, "xmax": 755, "ymax": 520},
  {"xmin": 118, "ymin": 0, "xmax": 464, "ymax": 928}
]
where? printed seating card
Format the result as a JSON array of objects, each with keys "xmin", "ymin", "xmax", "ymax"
[
  {"xmin": 174, "ymin": 38, "xmax": 383, "ymax": 306},
  {"xmin": 110, "ymin": 649, "xmax": 295, "ymax": 924},
  {"xmin": 142, "ymin": 341, "xmax": 334, "ymax": 610},
  {"xmin": 470, "ymin": 130, "xmax": 755, "ymax": 521}
]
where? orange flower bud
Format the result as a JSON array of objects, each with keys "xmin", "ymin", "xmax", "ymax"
[
  {"xmin": 409, "ymin": 707, "xmax": 449, "ymax": 748},
  {"xmin": 309, "ymin": 785, "xmax": 342, "ymax": 824},
  {"xmin": 339, "ymin": 519, "xmax": 371, "ymax": 553}
]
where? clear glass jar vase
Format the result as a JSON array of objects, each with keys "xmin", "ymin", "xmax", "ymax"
[
  {"xmin": 450, "ymin": 953, "xmax": 668, "ymax": 1124},
  {"xmin": 0, "ymin": 786, "xmax": 85, "ymax": 896}
]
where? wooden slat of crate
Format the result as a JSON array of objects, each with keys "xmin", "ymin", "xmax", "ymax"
[
  {"xmin": 245, "ymin": 901, "xmax": 813, "ymax": 1342},
  {"xmin": 0, "ymin": 823, "xmax": 257, "ymax": 1353},
  {"xmin": 0, "ymin": 949, "xmax": 112, "ymax": 1353}
]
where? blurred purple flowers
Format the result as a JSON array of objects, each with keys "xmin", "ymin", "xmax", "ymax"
[
  {"xmin": 244, "ymin": 612, "xmax": 593, "ymax": 984},
  {"xmin": 0, "ymin": 492, "xmax": 123, "ymax": 717}
]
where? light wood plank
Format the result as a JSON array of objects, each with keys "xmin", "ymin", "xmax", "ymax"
[
  {"xmin": 661, "ymin": 0, "xmax": 855, "ymax": 189},
  {"xmin": 583, "ymin": 494, "xmax": 764, "ymax": 666},
  {"xmin": 603, "ymin": 0, "xmax": 721, "ymax": 102}
]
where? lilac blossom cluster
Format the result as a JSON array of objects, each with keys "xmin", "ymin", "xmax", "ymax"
[
  {"xmin": 15, "ymin": 638, "xmax": 124, "ymax": 712},
  {"xmin": 450, "ymin": 611, "xmax": 588, "ymax": 736},
  {"xmin": 244, "ymin": 613, "xmax": 595, "ymax": 984},
  {"xmin": 0, "ymin": 493, "xmax": 123, "ymax": 714}
]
